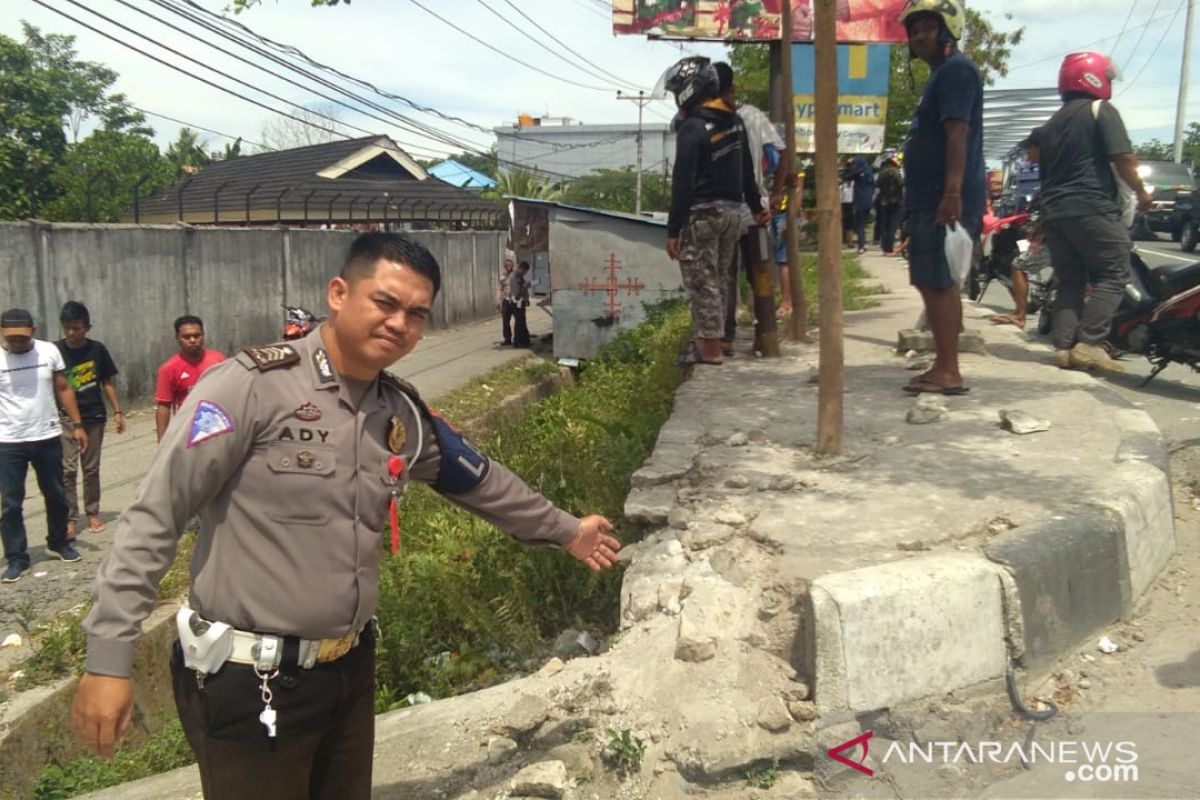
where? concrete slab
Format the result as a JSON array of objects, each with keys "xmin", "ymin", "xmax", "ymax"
[
  {"xmin": 984, "ymin": 507, "xmax": 1131, "ymax": 673},
  {"xmin": 812, "ymin": 554, "xmax": 1008, "ymax": 712}
]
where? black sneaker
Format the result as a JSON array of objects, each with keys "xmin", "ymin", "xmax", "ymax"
[
  {"xmin": 49, "ymin": 543, "xmax": 82, "ymax": 563},
  {"xmin": 2, "ymin": 562, "xmax": 29, "ymax": 583}
]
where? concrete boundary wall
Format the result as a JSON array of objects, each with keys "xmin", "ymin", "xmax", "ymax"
[{"xmin": 0, "ymin": 222, "xmax": 503, "ymax": 406}]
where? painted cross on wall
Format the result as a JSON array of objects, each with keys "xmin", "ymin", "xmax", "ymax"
[{"xmin": 578, "ymin": 253, "xmax": 646, "ymax": 319}]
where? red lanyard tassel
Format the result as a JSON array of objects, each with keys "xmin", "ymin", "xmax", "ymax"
[{"xmin": 387, "ymin": 456, "xmax": 405, "ymax": 555}]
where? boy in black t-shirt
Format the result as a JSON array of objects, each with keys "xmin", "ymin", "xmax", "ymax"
[{"xmin": 56, "ymin": 302, "xmax": 125, "ymax": 539}]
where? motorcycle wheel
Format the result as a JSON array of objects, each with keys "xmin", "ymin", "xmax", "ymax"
[{"xmin": 1183, "ymin": 220, "xmax": 1198, "ymax": 253}]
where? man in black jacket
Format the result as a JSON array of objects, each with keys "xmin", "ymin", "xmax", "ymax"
[{"xmin": 661, "ymin": 57, "xmax": 767, "ymax": 366}]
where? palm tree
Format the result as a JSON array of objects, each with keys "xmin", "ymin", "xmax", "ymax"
[{"xmin": 488, "ymin": 168, "xmax": 563, "ymax": 201}]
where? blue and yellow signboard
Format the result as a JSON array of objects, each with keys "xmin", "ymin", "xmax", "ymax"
[{"xmin": 792, "ymin": 43, "xmax": 891, "ymax": 153}]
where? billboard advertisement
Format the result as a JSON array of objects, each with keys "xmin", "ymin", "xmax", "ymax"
[
  {"xmin": 792, "ymin": 43, "xmax": 890, "ymax": 153},
  {"xmin": 612, "ymin": 0, "xmax": 910, "ymax": 43}
]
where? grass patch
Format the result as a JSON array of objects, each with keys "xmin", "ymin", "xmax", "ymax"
[
  {"xmin": 373, "ymin": 302, "xmax": 691, "ymax": 708},
  {"xmin": 33, "ymin": 718, "xmax": 193, "ymax": 800},
  {"xmin": 800, "ymin": 253, "xmax": 887, "ymax": 318},
  {"xmin": 427, "ymin": 355, "xmax": 560, "ymax": 423}
]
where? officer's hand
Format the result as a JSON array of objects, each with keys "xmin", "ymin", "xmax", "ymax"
[
  {"xmin": 936, "ymin": 191, "xmax": 962, "ymax": 228},
  {"xmin": 73, "ymin": 427, "xmax": 89, "ymax": 454},
  {"xmin": 754, "ymin": 209, "xmax": 771, "ymax": 226},
  {"xmin": 666, "ymin": 237, "xmax": 680, "ymax": 260},
  {"xmin": 71, "ymin": 673, "xmax": 134, "ymax": 758},
  {"xmin": 566, "ymin": 516, "xmax": 621, "ymax": 572}
]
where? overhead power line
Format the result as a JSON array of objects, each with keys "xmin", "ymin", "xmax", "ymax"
[
  {"xmin": 132, "ymin": 104, "xmax": 273, "ymax": 151},
  {"xmin": 165, "ymin": 0, "xmax": 610, "ymax": 151},
  {"xmin": 1118, "ymin": 0, "xmax": 1187, "ymax": 97},
  {"xmin": 1119, "ymin": 0, "xmax": 1162, "ymax": 69},
  {"xmin": 139, "ymin": 0, "xmax": 490, "ymax": 152},
  {"xmin": 405, "ymin": 0, "xmax": 614, "ymax": 92},
  {"xmin": 1008, "ymin": 6, "xmax": 1184, "ymax": 71},
  {"xmin": 474, "ymin": 0, "xmax": 632, "ymax": 92},
  {"xmin": 30, "ymin": 0, "xmax": 448, "ymax": 160},
  {"xmin": 499, "ymin": 0, "xmax": 649, "ymax": 91},
  {"xmin": 1108, "ymin": 0, "xmax": 1142, "ymax": 61}
]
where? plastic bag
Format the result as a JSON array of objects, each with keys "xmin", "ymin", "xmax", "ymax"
[{"xmin": 944, "ymin": 222, "xmax": 973, "ymax": 287}]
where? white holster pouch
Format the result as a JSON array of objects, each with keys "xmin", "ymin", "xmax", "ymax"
[{"xmin": 176, "ymin": 607, "xmax": 234, "ymax": 674}]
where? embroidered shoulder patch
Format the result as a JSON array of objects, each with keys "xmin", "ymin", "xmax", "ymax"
[
  {"xmin": 188, "ymin": 400, "xmax": 235, "ymax": 447},
  {"xmin": 242, "ymin": 344, "xmax": 300, "ymax": 371}
]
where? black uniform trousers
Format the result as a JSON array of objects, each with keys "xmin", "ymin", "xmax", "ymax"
[
  {"xmin": 500, "ymin": 298, "xmax": 515, "ymax": 344},
  {"xmin": 512, "ymin": 302, "xmax": 531, "ymax": 347},
  {"xmin": 171, "ymin": 632, "xmax": 375, "ymax": 800}
]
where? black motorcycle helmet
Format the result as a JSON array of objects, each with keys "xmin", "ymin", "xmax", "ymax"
[{"xmin": 654, "ymin": 56, "xmax": 720, "ymax": 111}]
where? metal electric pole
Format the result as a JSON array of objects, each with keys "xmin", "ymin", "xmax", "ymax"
[
  {"xmin": 617, "ymin": 90, "xmax": 650, "ymax": 214},
  {"xmin": 1174, "ymin": 0, "xmax": 1195, "ymax": 164}
]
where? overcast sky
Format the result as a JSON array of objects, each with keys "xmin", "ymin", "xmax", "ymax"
[{"xmin": 3, "ymin": 0, "xmax": 1195, "ymax": 160}]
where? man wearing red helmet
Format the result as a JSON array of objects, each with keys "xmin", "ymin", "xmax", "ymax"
[{"xmin": 1038, "ymin": 52, "xmax": 1153, "ymax": 373}]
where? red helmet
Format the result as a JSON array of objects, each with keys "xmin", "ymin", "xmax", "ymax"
[{"xmin": 1058, "ymin": 52, "xmax": 1119, "ymax": 100}]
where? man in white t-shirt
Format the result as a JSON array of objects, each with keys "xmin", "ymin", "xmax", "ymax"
[{"xmin": 0, "ymin": 308, "xmax": 89, "ymax": 582}]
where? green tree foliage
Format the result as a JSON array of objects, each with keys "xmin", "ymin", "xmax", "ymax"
[
  {"xmin": 165, "ymin": 127, "xmax": 212, "ymax": 179},
  {"xmin": 885, "ymin": 9, "xmax": 1024, "ymax": 146},
  {"xmin": 559, "ymin": 167, "xmax": 672, "ymax": 214},
  {"xmin": 1136, "ymin": 124, "xmax": 1200, "ymax": 169},
  {"xmin": 44, "ymin": 130, "xmax": 173, "ymax": 222},
  {"xmin": 728, "ymin": 43, "xmax": 771, "ymax": 111},
  {"xmin": 0, "ymin": 23, "xmax": 157, "ymax": 220},
  {"xmin": 486, "ymin": 169, "xmax": 563, "ymax": 202},
  {"xmin": 725, "ymin": 13, "xmax": 1023, "ymax": 150}
]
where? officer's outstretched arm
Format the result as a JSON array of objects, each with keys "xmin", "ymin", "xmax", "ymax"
[{"xmin": 409, "ymin": 409, "xmax": 618, "ymax": 568}]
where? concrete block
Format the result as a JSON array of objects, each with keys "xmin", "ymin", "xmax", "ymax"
[
  {"xmin": 896, "ymin": 329, "xmax": 986, "ymax": 355},
  {"xmin": 1090, "ymin": 460, "xmax": 1175, "ymax": 600},
  {"xmin": 623, "ymin": 484, "xmax": 675, "ymax": 524},
  {"xmin": 630, "ymin": 442, "xmax": 700, "ymax": 488},
  {"xmin": 984, "ymin": 507, "xmax": 1130, "ymax": 673},
  {"xmin": 1113, "ymin": 408, "xmax": 1170, "ymax": 473},
  {"xmin": 810, "ymin": 555, "xmax": 1007, "ymax": 713}
]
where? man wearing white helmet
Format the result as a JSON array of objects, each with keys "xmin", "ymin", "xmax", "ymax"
[
  {"xmin": 1038, "ymin": 52, "xmax": 1152, "ymax": 373},
  {"xmin": 899, "ymin": 0, "xmax": 985, "ymax": 396}
]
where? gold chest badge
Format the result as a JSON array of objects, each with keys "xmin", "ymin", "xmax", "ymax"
[{"xmin": 387, "ymin": 417, "xmax": 407, "ymax": 454}]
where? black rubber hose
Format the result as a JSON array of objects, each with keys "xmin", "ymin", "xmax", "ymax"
[{"xmin": 1006, "ymin": 663, "xmax": 1057, "ymax": 722}]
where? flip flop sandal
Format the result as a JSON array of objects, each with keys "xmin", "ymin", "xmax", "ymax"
[{"xmin": 902, "ymin": 378, "xmax": 970, "ymax": 395}]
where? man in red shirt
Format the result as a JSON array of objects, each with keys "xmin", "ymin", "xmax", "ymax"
[{"xmin": 154, "ymin": 316, "xmax": 225, "ymax": 442}]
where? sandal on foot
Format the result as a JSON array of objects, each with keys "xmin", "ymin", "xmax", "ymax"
[
  {"xmin": 675, "ymin": 341, "xmax": 724, "ymax": 367},
  {"xmin": 902, "ymin": 377, "xmax": 970, "ymax": 395}
]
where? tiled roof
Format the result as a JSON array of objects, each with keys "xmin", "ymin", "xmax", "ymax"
[{"xmin": 134, "ymin": 135, "xmax": 499, "ymax": 221}]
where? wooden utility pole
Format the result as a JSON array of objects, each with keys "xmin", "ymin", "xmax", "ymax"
[
  {"xmin": 779, "ymin": 2, "xmax": 811, "ymax": 343},
  {"xmin": 813, "ymin": 0, "xmax": 843, "ymax": 455}
]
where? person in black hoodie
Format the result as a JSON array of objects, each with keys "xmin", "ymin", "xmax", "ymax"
[{"xmin": 660, "ymin": 57, "xmax": 767, "ymax": 366}]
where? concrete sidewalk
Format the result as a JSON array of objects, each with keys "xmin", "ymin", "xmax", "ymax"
[{"xmin": 622, "ymin": 249, "xmax": 1172, "ymax": 716}]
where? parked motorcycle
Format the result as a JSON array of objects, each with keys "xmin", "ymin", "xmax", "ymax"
[
  {"xmin": 1109, "ymin": 249, "xmax": 1200, "ymax": 384},
  {"xmin": 283, "ymin": 305, "xmax": 323, "ymax": 340},
  {"xmin": 967, "ymin": 208, "xmax": 1033, "ymax": 305}
]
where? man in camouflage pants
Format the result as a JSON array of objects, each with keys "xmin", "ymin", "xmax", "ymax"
[{"xmin": 663, "ymin": 57, "xmax": 766, "ymax": 366}]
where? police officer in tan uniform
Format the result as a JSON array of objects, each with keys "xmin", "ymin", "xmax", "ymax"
[{"xmin": 70, "ymin": 233, "xmax": 621, "ymax": 800}]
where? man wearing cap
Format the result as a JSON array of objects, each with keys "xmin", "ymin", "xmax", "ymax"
[
  {"xmin": 70, "ymin": 233, "xmax": 621, "ymax": 800},
  {"xmin": 0, "ymin": 309, "xmax": 89, "ymax": 581}
]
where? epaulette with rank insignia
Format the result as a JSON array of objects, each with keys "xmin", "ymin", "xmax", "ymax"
[{"xmin": 242, "ymin": 343, "xmax": 301, "ymax": 371}]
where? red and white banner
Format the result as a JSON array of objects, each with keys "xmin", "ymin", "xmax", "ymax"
[{"xmin": 612, "ymin": 0, "xmax": 911, "ymax": 44}]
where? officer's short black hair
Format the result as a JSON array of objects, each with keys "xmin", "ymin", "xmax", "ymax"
[
  {"xmin": 60, "ymin": 301, "xmax": 91, "ymax": 326},
  {"xmin": 174, "ymin": 315, "xmax": 204, "ymax": 333},
  {"xmin": 714, "ymin": 62, "xmax": 734, "ymax": 94},
  {"xmin": 341, "ymin": 233, "xmax": 442, "ymax": 297}
]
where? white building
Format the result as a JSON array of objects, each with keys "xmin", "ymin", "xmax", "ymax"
[{"xmin": 494, "ymin": 118, "xmax": 676, "ymax": 180}]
